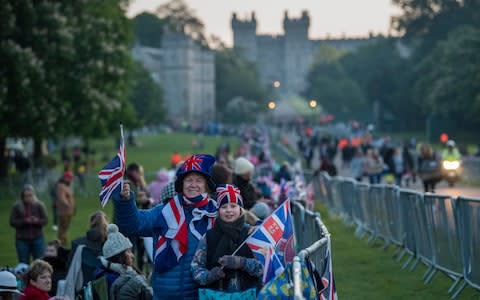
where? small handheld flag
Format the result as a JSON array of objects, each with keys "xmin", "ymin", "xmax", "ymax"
[
  {"xmin": 98, "ymin": 124, "xmax": 126, "ymax": 207},
  {"xmin": 237, "ymin": 199, "xmax": 295, "ymax": 283}
]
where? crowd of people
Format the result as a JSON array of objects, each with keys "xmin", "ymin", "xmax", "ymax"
[
  {"xmin": 4, "ymin": 128, "xmax": 310, "ymax": 299},
  {"xmin": 3, "ymin": 124, "xmax": 469, "ymax": 299},
  {"xmin": 296, "ymin": 125, "xmax": 464, "ymax": 193}
]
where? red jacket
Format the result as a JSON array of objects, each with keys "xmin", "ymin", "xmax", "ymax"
[{"xmin": 19, "ymin": 284, "xmax": 50, "ymax": 300}]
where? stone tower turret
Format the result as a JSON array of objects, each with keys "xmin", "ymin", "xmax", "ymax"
[
  {"xmin": 231, "ymin": 12, "xmax": 258, "ymax": 62},
  {"xmin": 283, "ymin": 10, "xmax": 313, "ymax": 94}
]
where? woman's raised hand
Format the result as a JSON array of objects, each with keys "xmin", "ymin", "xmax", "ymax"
[{"xmin": 120, "ymin": 182, "xmax": 131, "ymax": 200}]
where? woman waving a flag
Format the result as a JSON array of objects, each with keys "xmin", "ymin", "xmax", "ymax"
[{"xmin": 113, "ymin": 154, "xmax": 217, "ymax": 300}]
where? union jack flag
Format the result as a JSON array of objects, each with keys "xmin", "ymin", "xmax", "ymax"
[
  {"xmin": 182, "ymin": 155, "xmax": 203, "ymax": 172},
  {"xmin": 98, "ymin": 124, "xmax": 126, "ymax": 207},
  {"xmin": 245, "ymin": 199, "xmax": 295, "ymax": 283},
  {"xmin": 320, "ymin": 236, "xmax": 338, "ymax": 300}
]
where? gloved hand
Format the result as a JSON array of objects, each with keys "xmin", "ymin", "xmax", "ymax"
[
  {"xmin": 207, "ymin": 267, "xmax": 225, "ymax": 282},
  {"xmin": 218, "ymin": 255, "xmax": 246, "ymax": 270}
]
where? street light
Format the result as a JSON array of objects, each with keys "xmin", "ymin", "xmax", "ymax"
[
  {"xmin": 309, "ymin": 99, "xmax": 317, "ymax": 108},
  {"xmin": 273, "ymin": 81, "xmax": 281, "ymax": 88},
  {"xmin": 267, "ymin": 100, "xmax": 276, "ymax": 110}
]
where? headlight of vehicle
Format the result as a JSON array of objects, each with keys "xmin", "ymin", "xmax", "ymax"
[{"xmin": 442, "ymin": 160, "xmax": 460, "ymax": 170}]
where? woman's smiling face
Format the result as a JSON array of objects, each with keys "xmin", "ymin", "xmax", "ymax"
[{"xmin": 182, "ymin": 173, "xmax": 207, "ymax": 198}]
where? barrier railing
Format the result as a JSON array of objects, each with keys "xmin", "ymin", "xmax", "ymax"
[
  {"xmin": 423, "ymin": 194, "xmax": 463, "ymax": 285},
  {"xmin": 291, "ymin": 200, "xmax": 331, "ymax": 300},
  {"xmin": 312, "ymin": 171, "xmax": 480, "ymax": 299},
  {"xmin": 455, "ymin": 197, "xmax": 480, "ymax": 297}
]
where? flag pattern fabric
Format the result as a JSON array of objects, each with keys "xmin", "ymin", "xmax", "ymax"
[
  {"xmin": 245, "ymin": 199, "xmax": 295, "ymax": 283},
  {"xmin": 257, "ymin": 261, "xmax": 318, "ymax": 300},
  {"xmin": 216, "ymin": 184, "xmax": 243, "ymax": 208},
  {"xmin": 98, "ymin": 125, "xmax": 126, "ymax": 207},
  {"xmin": 154, "ymin": 194, "xmax": 216, "ymax": 273},
  {"xmin": 320, "ymin": 236, "xmax": 338, "ymax": 300}
]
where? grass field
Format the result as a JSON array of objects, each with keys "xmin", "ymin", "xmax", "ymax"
[{"xmin": 1, "ymin": 131, "xmax": 478, "ymax": 299}]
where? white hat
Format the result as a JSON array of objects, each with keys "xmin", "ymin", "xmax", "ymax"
[
  {"xmin": 0, "ymin": 271, "xmax": 22, "ymax": 295},
  {"xmin": 102, "ymin": 224, "xmax": 133, "ymax": 259},
  {"xmin": 234, "ymin": 157, "xmax": 254, "ymax": 175}
]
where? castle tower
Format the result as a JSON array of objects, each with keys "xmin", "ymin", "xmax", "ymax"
[
  {"xmin": 160, "ymin": 31, "xmax": 191, "ymax": 118},
  {"xmin": 231, "ymin": 12, "xmax": 258, "ymax": 63},
  {"xmin": 283, "ymin": 10, "xmax": 313, "ymax": 94}
]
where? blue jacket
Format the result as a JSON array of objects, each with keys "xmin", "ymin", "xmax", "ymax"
[{"xmin": 113, "ymin": 193, "xmax": 203, "ymax": 300}]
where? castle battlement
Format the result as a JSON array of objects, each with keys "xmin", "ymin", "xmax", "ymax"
[
  {"xmin": 231, "ymin": 10, "xmax": 372, "ymax": 95},
  {"xmin": 231, "ymin": 12, "xmax": 257, "ymax": 30},
  {"xmin": 283, "ymin": 10, "xmax": 310, "ymax": 27}
]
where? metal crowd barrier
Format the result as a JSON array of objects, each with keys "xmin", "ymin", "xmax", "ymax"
[
  {"xmin": 423, "ymin": 194, "xmax": 463, "ymax": 286},
  {"xmin": 291, "ymin": 200, "xmax": 330, "ymax": 300},
  {"xmin": 455, "ymin": 197, "xmax": 480, "ymax": 296},
  {"xmin": 311, "ymin": 171, "xmax": 480, "ymax": 299}
]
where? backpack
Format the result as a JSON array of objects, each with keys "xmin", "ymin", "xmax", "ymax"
[
  {"xmin": 77, "ymin": 276, "xmax": 108, "ymax": 300},
  {"xmin": 110, "ymin": 273, "xmax": 152, "ymax": 300}
]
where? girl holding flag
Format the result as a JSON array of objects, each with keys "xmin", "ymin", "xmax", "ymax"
[
  {"xmin": 113, "ymin": 154, "xmax": 217, "ymax": 299},
  {"xmin": 191, "ymin": 184, "xmax": 263, "ymax": 297}
]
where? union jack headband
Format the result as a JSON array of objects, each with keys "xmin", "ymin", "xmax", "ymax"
[{"xmin": 216, "ymin": 184, "xmax": 243, "ymax": 208}]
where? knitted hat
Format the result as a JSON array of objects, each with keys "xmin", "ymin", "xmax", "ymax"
[
  {"xmin": 0, "ymin": 271, "xmax": 22, "ymax": 295},
  {"xmin": 250, "ymin": 202, "xmax": 271, "ymax": 220},
  {"xmin": 216, "ymin": 184, "xmax": 243, "ymax": 208},
  {"xmin": 102, "ymin": 224, "xmax": 132, "ymax": 259},
  {"xmin": 175, "ymin": 154, "xmax": 216, "ymax": 193},
  {"xmin": 234, "ymin": 157, "xmax": 254, "ymax": 175}
]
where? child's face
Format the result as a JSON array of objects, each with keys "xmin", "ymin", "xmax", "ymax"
[
  {"xmin": 218, "ymin": 203, "xmax": 241, "ymax": 223},
  {"xmin": 44, "ymin": 245, "xmax": 57, "ymax": 257}
]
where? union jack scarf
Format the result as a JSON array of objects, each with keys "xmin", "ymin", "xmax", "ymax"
[{"xmin": 154, "ymin": 193, "xmax": 217, "ymax": 273}]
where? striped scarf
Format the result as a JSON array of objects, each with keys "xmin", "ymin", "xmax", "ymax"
[{"xmin": 154, "ymin": 193, "xmax": 217, "ymax": 273}]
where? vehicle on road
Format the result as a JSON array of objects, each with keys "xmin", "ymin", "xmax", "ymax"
[{"xmin": 442, "ymin": 158, "xmax": 461, "ymax": 187}]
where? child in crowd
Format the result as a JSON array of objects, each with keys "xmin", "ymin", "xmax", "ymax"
[
  {"xmin": 191, "ymin": 184, "xmax": 263, "ymax": 295},
  {"xmin": 42, "ymin": 240, "xmax": 68, "ymax": 296}
]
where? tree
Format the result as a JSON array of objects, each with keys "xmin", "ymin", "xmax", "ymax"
[
  {"xmin": 305, "ymin": 59, "xmax": 367, "ymax": 122},
  {"xmin": 0, "ymin": 1, "xmax": 77, "ymax": 172},
  {"xmin": 0, "ymin": 0, "xmax": 134, "ymax": 177},
  {"xmin": 340, "ymin": 38, "xmax": 422, "ymax": 129},
  {"xmin": 132, "ymin": 12, "xmax": 165, "ymax": 47},
  {"xmin": 413, "ymin": 26, "xmax": 480, "ymax": 129},
  {"xmin": 61, "ymin": 0, "xmax": 134, "ymax": 139},
  {"xmin": 129, "ymin": 62, "xmax": 166, "ymax": 126},
  {"xmin": 392, "ymin": 0, "xmax": 480, "ymax": 53},
  {"xmin": 155, "ymin": 0, "xmax": 207, "ymax": 46},
  {"xmin": 214, "ymin": 48, "xmax": 267, "ymax": 123}
]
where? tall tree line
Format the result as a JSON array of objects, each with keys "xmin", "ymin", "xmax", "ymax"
[
  {"xmin": 304, "ymin": 0, "xmax": 480, "ymax": 133},
  {"xmin": 0, "ymin": 0, "xmax": 135, "ymax": 177}
]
